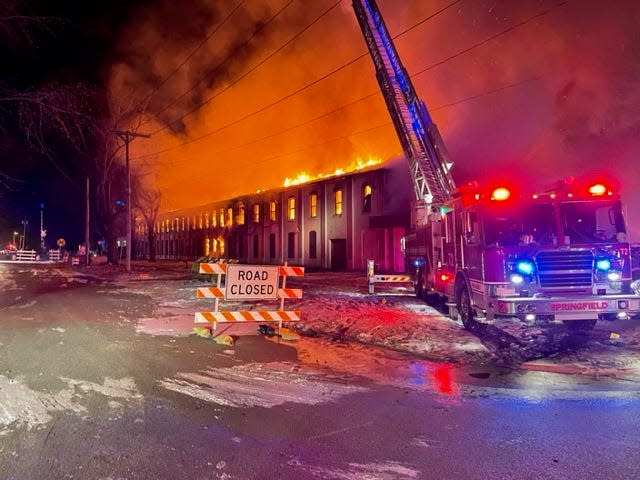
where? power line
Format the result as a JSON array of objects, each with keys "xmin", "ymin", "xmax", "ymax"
[
  {"xmin": 151, "ymin": 0, "xmax": 460, "ymax": 136},
  {"xmin": 159, "ymin": 76, "xmax": 539, "ymax": 188},
  {"xmin": 140, "ymin": 0, "xmax": 247, "ymax": 108},
  {"xmin": 151, "ymin": 0, "xmax": 343, "ymax": 136},
  {"xmin": 414, "ymin": 1, "xmax": 568, "ymax": 76},
  {"xmin": 139, "ymin": 0, "xmax": 561, "ymax": 162},
  {"xmin": 163, "ymin": 92, "xmax": 378, "ymax": 166},
  {"xmin": 152, "ymin": 0, "xmax": 296, "ymax": 120},
  {"xmin": 137, "ymin": 0, "xmax": 461, "ymax": 159}
]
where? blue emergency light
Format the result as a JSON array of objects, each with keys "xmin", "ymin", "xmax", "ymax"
[{"xmin": 516, "ymin": 260, "xmax": 535, "ymax": 275}]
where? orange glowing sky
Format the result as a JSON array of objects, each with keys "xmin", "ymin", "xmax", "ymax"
[{"xmin": 107, "ymin": 0, "xmax": 640, "ymax": 235}]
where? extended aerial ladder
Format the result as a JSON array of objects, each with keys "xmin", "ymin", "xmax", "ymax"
[{"xmin": 352, "ymin": 0, "xmax": 456, "ymax": 224}]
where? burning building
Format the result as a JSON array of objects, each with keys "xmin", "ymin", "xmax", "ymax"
[{"xmin": 136, "ymin": 163, "xmax": 412, "ymax": 272}]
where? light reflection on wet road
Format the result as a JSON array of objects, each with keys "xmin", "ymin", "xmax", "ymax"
[{"xmin": 1, "ymin": 263, "xmax": 639, "ymax": 479}]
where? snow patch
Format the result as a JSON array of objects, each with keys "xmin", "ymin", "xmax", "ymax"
[
  {"xmin": 0, "ymin": 375, "xmax": 142, "ymax": 435},
  {"xmin": 159, "ymin": 362, "xmax": 367, "ymax": 408},
  {"xmin": 0, "ymin": 277, "xmax": 17, "ymax": 290},
  {"xmin": 10, "ymin": 300, "xmax": 37, "ymax": 309},
  {"xmin": 136, "ymin": 315, "xmax": 195, "ymax": 336},
  {"xmin": 0, "ymin": 375, "xmax": 84, "ymax": 435},
  {"xmin": 60, "ymin": 376, "xmax": 142, "ymax": 400},
  {"xmin": 297, "ymin": 461, "xmax": 420, "ymax": 479}
]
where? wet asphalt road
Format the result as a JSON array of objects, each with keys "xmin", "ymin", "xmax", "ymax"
[{"xmin": 0, "ymin": 263, "xmax": 639, "ymax": 479}]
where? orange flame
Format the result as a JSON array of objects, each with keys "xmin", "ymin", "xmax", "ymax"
[{"xmin": 283, "ymin": 156, "xmax": 383, "ymax": 187}]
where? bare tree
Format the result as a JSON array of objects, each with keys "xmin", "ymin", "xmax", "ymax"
[
  {"xmin": 92, "ymin": 93, "xmax": 150, "ymax": 265},
  {"xmin": 1, "ymin": 1, "xmax": 94, "ymax": 191},
  {"xmin": 132, "ymin": 171, "xmax": 161, "ymax": 261},
  {"xmin": 0, "ymin": 0, "xmax": 57, "ymax": 50}
]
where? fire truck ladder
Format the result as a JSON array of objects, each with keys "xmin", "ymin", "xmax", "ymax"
[{"xmin": 352, "ymin": 0, "xmax": 456, "ymax": 206}]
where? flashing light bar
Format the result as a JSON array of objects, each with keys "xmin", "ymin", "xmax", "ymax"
[{"xmin": 588, "ymin": 183, "xmax": 607, "ymax": 196}]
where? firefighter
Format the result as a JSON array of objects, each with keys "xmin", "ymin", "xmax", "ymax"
[{"xmin": 519, "ymin": 233, "xmax": 535, "ymax": 246}]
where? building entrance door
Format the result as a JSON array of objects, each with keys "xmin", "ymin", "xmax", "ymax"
[{"xmin": 330, "ymin": 239, "xmax": 347, "ymax": 270}]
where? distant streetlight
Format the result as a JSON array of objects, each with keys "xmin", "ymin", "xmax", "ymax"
[{"xmin": 12, "ymin": 231, "xmax": 18, "ymax": 246}]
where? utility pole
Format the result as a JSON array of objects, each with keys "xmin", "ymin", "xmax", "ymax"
[
  {"xmin": 85, "ymin": 176, "xmax": 90, "ymax": 266},
  {"xmin": 114, "ymin": 130, "xmax": 150, "ymax": 272},
  {"xmin": 21, "ymin": 219, "xmax": 28, "ymax": 250},
  {"xmin": 40, "ymin": 202, "xmax": 46, "ymax": 251}
]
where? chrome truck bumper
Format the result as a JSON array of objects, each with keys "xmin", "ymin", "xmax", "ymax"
[{"xmin": 492, "ymin": 295, "xmax": 640, "ymax": 322}]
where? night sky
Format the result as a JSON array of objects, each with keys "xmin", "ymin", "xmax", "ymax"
[{"xmin": 2, "ymin": 0, "xmax": 640, "ymax": 248}]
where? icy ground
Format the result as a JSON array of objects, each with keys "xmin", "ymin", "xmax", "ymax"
[{"xmin": 72, "ymin": 261, "xmax": 640, "ymax": 382}]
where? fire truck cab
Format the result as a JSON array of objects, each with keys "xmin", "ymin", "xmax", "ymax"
[{"xmin": 405, "ymin": 178, "xmax": 640, "ymax": 330}]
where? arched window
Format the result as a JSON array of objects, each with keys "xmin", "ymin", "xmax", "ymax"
[{"xmin": 363, "ymin": 184, "xmax": 372, "ymax": 213}]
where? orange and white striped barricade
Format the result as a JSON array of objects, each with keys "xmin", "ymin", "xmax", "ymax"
[{"xmin": 195, "ymin": 263, "xmax": 304, "ymax": 338}]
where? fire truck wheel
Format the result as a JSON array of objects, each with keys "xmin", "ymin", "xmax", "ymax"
[
  {"xmin": 563, "ymin": 319, "xmax": 597, "ymax": 331},
  {"xmin": 457, "ymin": 285, "xmax": 476, "ymax": 330}
]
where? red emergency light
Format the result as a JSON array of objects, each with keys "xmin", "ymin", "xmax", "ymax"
[
  {"xmin": 491, "ymin": 187, "xmax": 511, "ymax": 201},
  {"xmin": 439, "ymin": 272, "xmax": 453, "ymax": 283},
  {"xmin": 588, "ymin": 183, "xmax": 608, "ymax": 196}
]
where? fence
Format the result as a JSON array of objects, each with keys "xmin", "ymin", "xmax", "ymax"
[
  {"xmin": 194, "ymin": 262, "xmax": 304, "ymax": 337},
  {"xmin": 13, "ymin": 250, "xmax": 38, "ymax": 262}
]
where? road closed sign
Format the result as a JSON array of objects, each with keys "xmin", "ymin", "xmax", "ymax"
[{"xmin": 225, "ymin": 264, "xmax": 279, "ymax": 300}]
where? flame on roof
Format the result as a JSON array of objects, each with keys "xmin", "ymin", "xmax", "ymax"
[{"xmin": 283, "ymin": 157, "xmax": 383, "ymax": 187}]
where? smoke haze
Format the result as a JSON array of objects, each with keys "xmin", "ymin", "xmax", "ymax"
[{"xmin": 107, "ymin": 0, "xmax": 640, "ymax": 238}]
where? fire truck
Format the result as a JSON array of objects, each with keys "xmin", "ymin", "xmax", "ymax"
[{"xmin": 352, "ymin": 0, "xmax": 640, "ymax": 330}]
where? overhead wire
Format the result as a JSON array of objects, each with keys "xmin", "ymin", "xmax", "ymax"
[
  {"xmin": 139, "ymin": 0, "xmax": 247, "ymax": 109},
  {"xmin": 152, "ymin": 0, "xmax": 296, "ymax": 121},
  {"xmin": 140, "ymin": 0, "xmax": 563, "ymax": 162},
  {"xmin": 414, "ymin": 1, "xmax": 568, "ymax": 76},
  {"xmin": 137, "ymin": 0, "xmax": 461, "ymax": 159},
  {"xmin": 159, "ymin": 75, "xmax": 540, "ymax": 188},
  {"xmin": 150, "ymin": 0, "xmax": 343, "ymax": 136}
]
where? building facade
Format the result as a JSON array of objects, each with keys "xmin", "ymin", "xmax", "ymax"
[{"xmin": 135, "ymin": 166, "xmax": 411, "ymax": 272}]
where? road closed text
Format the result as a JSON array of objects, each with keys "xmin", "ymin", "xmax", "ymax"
[
  {"xmin": 228, "ymin": 283, "xmax": 275, "ymax": 296},
  {"xmin": 225, "ymin": 265, "xmax": 279, "ymax": 300}
]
